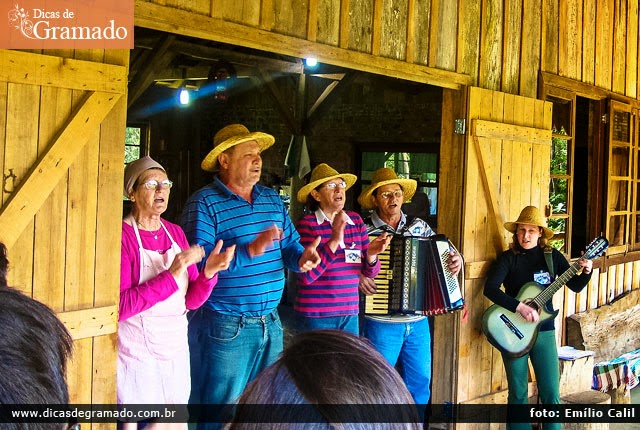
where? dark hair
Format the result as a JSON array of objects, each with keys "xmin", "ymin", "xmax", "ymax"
[
  {"xmin": 305, "ymin": 191, "xmax": 320, "ymax": 212},
  {"xmin": 0, "ymin": 287, "xmax": 73, "ymax": 411},
  {"xmin": 230, "ymin": 330, "xmax": 421, "ymax": 429},
  {"xmin": 0, "ymin": 242, "xmax": 7, "ymax": 286},
  {"xmin": 510, "ymin": 226, "xmax": 549, "ymax": 254}
]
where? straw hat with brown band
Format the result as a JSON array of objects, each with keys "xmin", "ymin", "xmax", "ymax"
[
  {"xmin": 503, "ymin": 206, "xmax": 555, "ymax": 239},
  {"xmin": 296, "ymin": 163, "xmax": 358, "ymax": 204},
  {"xmin": 201, "ymin": 124, "xmax": 275, "ymax": 172},
  {"xmin": 357, "ymin": 168, "xmax": 417, "ymax": 210}
]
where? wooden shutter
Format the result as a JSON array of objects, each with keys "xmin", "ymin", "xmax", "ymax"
[
  {"xmin": 456, "ymin": 87, "xmax": 552, "ymax": 405},
  {"xmin": 0, "ymin": 49, "xmax": 128, "ymax": 417}
]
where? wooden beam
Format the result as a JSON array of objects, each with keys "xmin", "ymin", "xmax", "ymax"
[
  {"xmin": 0, "ymin": 91, "xmax": 121, "ymax": 249},
  {"xmin": 171, "ymin": 40, "xmax": 304, "ymax": 74},
  {"xmin": 252, "ymin": 71, "xmax": 298, "ymax": 134},
  {"xmin": 306, "ymin": 72, "xmax": 357, "ymax": 130},
  {"xmin": 58, "ymin": 305, "xmax": 118, "ymax": 340},
  {"xmin": 473, "ymin": 119, "xmax": 552, "ymax": 145},
  {"xmin": 0, "ymin": 50, "xmax": 126, "ymax": 93},
  {"xmin": 127, "ymin": 34, "xmax": 176, "ymax": 108},
  {"xmin": 135, "ymin": 0, "xmax": 472, "ymax": 89}
]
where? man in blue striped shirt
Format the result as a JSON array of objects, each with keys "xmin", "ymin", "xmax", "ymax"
[{"xmin": 181, "ymin": 124, "xmax": 320, "ymax": 427}]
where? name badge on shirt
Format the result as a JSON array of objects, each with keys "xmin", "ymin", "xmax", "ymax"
[
  {"xmin": 344, "ymin": 248, "xmax": 361, "ymax": 264},
  {"xmin": 534, "ymin": 271, "xmax": 551, "ymax": 285}
]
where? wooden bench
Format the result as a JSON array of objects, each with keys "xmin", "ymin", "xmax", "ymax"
[{"xmin": 565, "ymin": 288, "xmax": 640, "ymax": 403}]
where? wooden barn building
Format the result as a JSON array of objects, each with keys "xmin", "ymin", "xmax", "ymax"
[{"xmin": 1, "ymin": 0, "xmax": 640, "ymax": 428}]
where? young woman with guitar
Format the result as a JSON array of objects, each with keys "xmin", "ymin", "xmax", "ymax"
[{"xmin": 483, "ymin": 206, "xmax": 594, "ymax": 430}]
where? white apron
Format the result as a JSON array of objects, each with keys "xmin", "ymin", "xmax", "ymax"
[{"xmin": 117, "ymin": 216, "xmax": 191, "ymax": 404}]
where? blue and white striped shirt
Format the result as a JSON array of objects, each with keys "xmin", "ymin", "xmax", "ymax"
[{"xmin": 181, "ymin": 177, "xmax": 304, "ymax": 316}]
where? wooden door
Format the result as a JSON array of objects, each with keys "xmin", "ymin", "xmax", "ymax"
[
  {"xmin": 0, "ymin": 49, "xmax": 128, "ymax": 424},
  {"xmin": 456, "ymin": 87, "xmax": 552, "ymax": 415}
]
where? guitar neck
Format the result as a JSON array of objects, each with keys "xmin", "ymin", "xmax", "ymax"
[{"xmin": 532, "ymin": 261, "xmax": 582, "ymax": 308}]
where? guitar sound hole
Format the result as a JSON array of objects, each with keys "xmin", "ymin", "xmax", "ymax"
[{"xmin": 523, "ymin": 300, "xmax": 539, "ymax": 313}]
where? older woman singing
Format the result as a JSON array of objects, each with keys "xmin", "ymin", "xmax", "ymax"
[{"xmin": 118, "ymin": 156, "xmax": 235, "ymax": 430}]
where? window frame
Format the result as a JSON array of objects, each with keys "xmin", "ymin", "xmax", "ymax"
[{"xmin": 540, "ymin": 72, "xmax": 640, "ymax": 259}]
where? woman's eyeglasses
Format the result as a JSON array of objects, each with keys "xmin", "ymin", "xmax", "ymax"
[
  {"xmin": 140, "ymin": 179, "xmax": 173, "ymax": 191},
  {"xmin": 379, "ymin": 190, "xmax": 404, "ymax": 199},
  {"xmin": 323, "ymin": 181, "xmax": 347, "ymax": 190}
]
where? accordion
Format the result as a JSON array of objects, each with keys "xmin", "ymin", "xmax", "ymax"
[{"xmin": 364, "ymin": 234, "xmax": 465, "ymax": 316}]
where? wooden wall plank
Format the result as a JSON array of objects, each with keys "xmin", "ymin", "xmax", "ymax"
[
  {"xmin": 581, "ymin": 0, "xmax": 597, "ymax": 85},
  {"xmin": 595, "ymin": 0, "xmax": 614, "ymax": 90},
  {"xmin": 479, "ymin": 0, "xmax": 503, "ymax": 91},
  {"xmin": 626, "ymin": 0, "xmax": 639, "ymax": 98},
  {"xmin": 315, "ymin": 0, "xmax": 340, "ymax": 46},
  {"xmin": 0, "ymin": 50, "xmax": 126, "ymax": 93},
  {"xmin": 371, "ymin": 0, "xmax": 383, "ymax": 56},
  {"xmin": 405, "ymin": 0, "xmax": 416, "ymax": 63},
  {"xmin": 346, "ymin": 0, "xmax": 370, "ymax": 52},
  {"xmin": 430, "ymin": 0, "xmax": 457, "ymax": 70},
  {"xmin": 318, "ymin": 0, "xmax": 340, "ymax": 46},
  {"xmin": 456, "ymin": 0, "xmax": 480, "ymax": 78},
  {"xmin": 65, "ymin": 50, "xmax": 105, "ymax": 410},
  {"xmin": 483, "ymin": 91, "xmax": 505, "ymax": 400},
  {"xmin": 634, "ymin": 260, "xmax": 640, "ymax": 291},
  {"xmin": 570, "ymin": 0, "xmax": 583, "ymax": 80},
  {"xmin": 589, "ymin": 267, "xmax": 600, "ymax": 309},
  {"xmin": 340, "ymin": 0, "xmax": 352, "ymax": 49},
  {"xmin": 3, "ymin": 83, "xmax": 40, "ymax": 295},
  {"xmin": 501, "ymin": 0, "xmax": 522, "ymax": 94},
  {"xmin": 412, "ymin": 0, "xmax": 431, "ymax": 65},
  {"xmin": 307, "ymin": 0, "xmax": 319, "ymax": 41},
  {"xmin": 260, "ymin": 0, "xmax": 274, "ymax": 29},
  {"xmin": 459, "ymin": 87, "xmax": 482, "ymax": 403},
  {"xmin": 612, "ymin": 0, "xmax": 628, "ymax": 94},
  {"xmin": 243, "ymin": 0, "xmax": 262, "ymax": 27},
  {"xmin": 541, "ymin": 0, "xmax": 558, "ymax": 74},
  {"xmin": 272, "ymin": 0, "xmax": 308, "ymax": 38},
  {"xmin": 32, "ymin": 86, "xmax": 71, "ymax": 312},
  {"xmin": 380, "ymin": 0, "xmax": 408, "ymax": 60},
  {"xmin": 519, "ymin": 0, "xmax": 541, "ymax": 98}
]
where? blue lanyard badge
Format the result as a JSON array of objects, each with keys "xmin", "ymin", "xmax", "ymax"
[{"xmin": 534, "ymin": 271, "xmax": 551, "ymax": 285}]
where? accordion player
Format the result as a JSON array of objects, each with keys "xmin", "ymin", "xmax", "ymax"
[{"xmin": 364, "ymin": 232, "xmax": 465, "ymax": 316}]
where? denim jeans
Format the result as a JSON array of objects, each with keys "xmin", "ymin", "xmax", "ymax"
[
  {"xmin": 502, "ymin": 329, "xmax": 561, "ymax": 430},
  {"xmin": 295, "ymin": 313, "xmax": 359, "ymax": 336},
  {"xmin": 363, "ymin": 317, "xmax": 432, "ymax": 407},
  {"xmin": 188, "ymin": 308, "xmax": 284, "ymax": 429}
]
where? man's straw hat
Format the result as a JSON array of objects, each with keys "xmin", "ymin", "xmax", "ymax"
[
  {"xmin": 201, "ymin": 124, "xmax": 275, "ymax": 172},
  {"xmin": 357, "ymin": 168, "xmax": 417, "ymax": 209},
  {"xmin": 296, "ymin": 163, "xmax": 357, "ymax": 203},
  {"xmin": 504, "ymin": 206, "xmax": 554, "ymax": 239}
]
